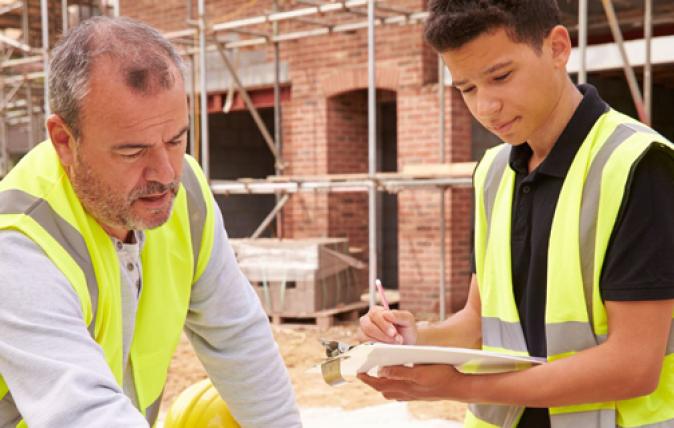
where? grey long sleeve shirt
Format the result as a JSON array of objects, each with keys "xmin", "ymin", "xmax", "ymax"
[{"xmin": 0, "ymin": 197, "xmax": 301, "ymax": 428}]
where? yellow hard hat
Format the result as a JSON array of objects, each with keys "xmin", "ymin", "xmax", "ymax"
[{"xmin": 163, "ymin": 379, "xmax": 240, "ymax": 428}]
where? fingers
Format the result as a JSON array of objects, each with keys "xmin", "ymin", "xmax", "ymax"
[
  {"xmin": 377, "ymin": 365, "xmax": 416, "ymax": 381},
  {"xmin": 359, "ymin": 309, "xmax": 396, "ymax": 343},
  {"xmin": 360, "ymin": 306, "xmax": 399, "ymax": 343},
  {"xmin": 357, "ymin": 372, "xmax": 414, "ymax": 401},
  {"xmin": 359, "ymin": 306, "xmax": 418, "ymax": 344},
  {"xmin": 357, "ymin": 372, "xmax": 407, "ymax": 390},
  {"xmin": 359, "ymin": 365, "xmax": 463, "ymax": 403},
  {"xmin": 384, "ymin": 310, "xmax": 416, "ymax": 327}
]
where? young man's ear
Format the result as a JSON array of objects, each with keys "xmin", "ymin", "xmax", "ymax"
[
  {"xmin": 46, "ymin": 114, "xmax": 77, "ymax": 168},
  {"xmin": 547, "ymin": 25, "xmax": 572, "ymax": 69}
]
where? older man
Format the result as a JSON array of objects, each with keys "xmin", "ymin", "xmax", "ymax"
[{"xmin": 0, "ymin": 16, "xmax": 300, "ymax": 428}]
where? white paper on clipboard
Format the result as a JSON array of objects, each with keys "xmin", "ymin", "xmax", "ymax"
[{"xmin": 311, "ymin": 342, "xmax": 545, "ymax": 382}]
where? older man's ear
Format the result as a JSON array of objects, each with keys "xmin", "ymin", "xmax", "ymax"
[{"xmin": 47, "ymin": 114, "xmax": 77, "ymax": 168}]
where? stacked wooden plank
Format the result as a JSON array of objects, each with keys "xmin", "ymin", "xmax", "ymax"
[{"xmin": 229, "ymin": 238, "xmax": 365, "ymax": 319}]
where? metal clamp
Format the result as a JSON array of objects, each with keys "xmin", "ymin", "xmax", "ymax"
[
  {"xmin": 319, "ymin": 340, "xmax": 356, "ymax": 386},
  {"xmin": 320, "ymin": 340, "xmax": 354, "ymax": 358}
]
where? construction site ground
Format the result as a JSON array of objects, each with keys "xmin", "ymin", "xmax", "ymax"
[{"xmin": 160, "ymin": 322, "xmax": 467, "ymax": 426}]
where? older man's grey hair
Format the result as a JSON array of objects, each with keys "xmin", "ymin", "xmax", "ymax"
[{"xmin": 49, "ymin": 16, "xmax": 185, "ymax": 139}]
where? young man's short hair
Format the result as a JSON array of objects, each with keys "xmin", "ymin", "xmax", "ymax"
[{"xmin": 424, "ymin": 0, "xmax": 562, "ymax": 53}]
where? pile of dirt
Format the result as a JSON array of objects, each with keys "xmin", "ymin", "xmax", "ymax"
[{"xmin": 161, "ymin": 324, "xmax": 466, "ymax": 422}]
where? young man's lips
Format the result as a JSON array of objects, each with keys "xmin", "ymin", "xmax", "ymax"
[{"xmin": 493, "ymin": 117, "xmax": 519, "ymax": 133}]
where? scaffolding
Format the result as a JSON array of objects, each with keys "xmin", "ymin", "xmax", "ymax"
[
  {"xmin": 0, "ymin": 0, "xmax": 119, "ymax": 177},
  {"xmin": 0, "ymin": 0, "xmax": 671, "ymax": 318},
  {"xmin": 168, "ymin": 0, "xmax": 671, "ymax": 318},
  {"xmin": 169, "ymin": 0, "xmax": 460, "ymax": 313}
]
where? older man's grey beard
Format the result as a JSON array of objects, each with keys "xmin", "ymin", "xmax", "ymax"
[{"xmin": 70, "ymin": 156, "xmax": 179, "ymax": 231}]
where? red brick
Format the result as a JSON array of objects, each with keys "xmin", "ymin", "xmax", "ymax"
[{"xmin": 122, "ymin": 0, "xmax": 474, "ymax": 315}]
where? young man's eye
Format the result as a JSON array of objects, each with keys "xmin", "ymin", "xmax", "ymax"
[
  {"xmin": 461, "ymin": 86, "xmax": 476, "ymax": 94},
  {"xmin": 494, "ymin": 72, "xmax": 511, "ymax": 81}
]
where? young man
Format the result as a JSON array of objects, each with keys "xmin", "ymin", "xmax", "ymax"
[
  {"xmin": 0, "ymin": 17, "xmax": 300, "ymax": 427},
  {"xmin": 358, "ymin": 1, "xmax": 674, "ymax": 427}
]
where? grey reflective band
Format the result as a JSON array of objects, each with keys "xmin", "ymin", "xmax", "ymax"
[
  {"xmin": 483, "ymin": 145, "xmax": 511, "ymax": 241},
  {"xmin": 0, "ymin": 189, "xmax": 99, "ymax": 336},
  {"xmin": 145, "ymin": 390, "xmax": 163, "ymax": 426},
  {"xmin": 622, "ymin": 121, "xmax": 660, "ymax": 136},
  {"xmin": 0, "ymin": 392, "xmax": 20, "ymax": 426},
  {"xmin": 548, "ymin": 319, "xmax": 674, "ymax": 357},
  {"xmin": 482, "ymin": 317, "xmax": 528, "ymax": 353},
  {"xmin": 621, "ymin": 417, "xmax": 674, "ymax": 428},
  {"xmin": 579, "ymin": 124, "xmax": 638, "ymax": 328},
  {"xmin": 551, "ymin": 409, "xmax": 616, "ymax": 428},
  {"xmin": 546, "ymin": 322, "xmax": 600, "ymax": 356},
  {"xmin": 469, "ymin": 403, "xmax": 523, "ymax": 428},
  {"xmin": 181, "ymin": 159, "xmax": 207, "ymax": 279}
]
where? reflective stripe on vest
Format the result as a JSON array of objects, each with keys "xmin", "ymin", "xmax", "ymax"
[
  {"xmin": 552, "ymin": 409, "xmax": 616, "ymax": 428},
  {"xmin": 467, "ymin": 403, "xmax": 523, "ymax": 427},
  {"xmin": 481, "ymin": 317, "xmax": 528, "ymax": 354},
  {"xmin": 483, "ymin": 145, "xmax": 511, "ymax": 241},
  {"xmin": 0, "ymin": 189, "xmax": 99, "ymax": 336},
  {"xmin": 470, "ymin": 109, "xmax": 674, "ymax": 428},
  {"xmin": 145, "ymin": 389, "xmax": 164, "ymax": 426},
  {"xmin": 181, "ymin": 159, "xmax": 207, "ymax": 275}
]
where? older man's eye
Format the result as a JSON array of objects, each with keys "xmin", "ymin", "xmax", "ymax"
[{"xmin": 119, "ymin": 150, "xmax": 143, "ymax": 159}]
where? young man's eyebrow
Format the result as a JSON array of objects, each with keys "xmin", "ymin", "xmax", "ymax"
[
  {"xmin": 483, "ymin": 61, "xmax": 513, "ymax": 75},
  {"xmin": 451, "ymin": 60, "xmax": 514, "ymax": 88},
  {"xmin": 111, "ymin": 126, "xmax": 189, "ymax": 150}
]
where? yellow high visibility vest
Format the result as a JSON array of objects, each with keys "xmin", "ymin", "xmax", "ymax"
[
  {"xmin": 468, "ymin": 109, "xmax": 674, "ymax": 428},
  {"xmin": 0, "ymin": 141, "xmax": 215, "ymax": 427}
]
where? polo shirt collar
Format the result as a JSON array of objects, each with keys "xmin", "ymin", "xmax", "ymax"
[{"xmin": 509, "ymin": 84, "xmax": 609, "ymax": 178}]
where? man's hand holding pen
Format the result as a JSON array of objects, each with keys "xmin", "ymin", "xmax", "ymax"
[{"xmin": 358, "ymin": 279, "xmax": 419, "ymax": 345}]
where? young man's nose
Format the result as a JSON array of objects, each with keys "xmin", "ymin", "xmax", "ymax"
[{"xmin": 476, "ymin": 92, "xmax": 502, "ymax": 118}]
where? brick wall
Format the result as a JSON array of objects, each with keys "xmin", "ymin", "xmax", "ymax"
[{"xmin": 121, "ymin": 0, "xmax": 474, "ymax": 315}]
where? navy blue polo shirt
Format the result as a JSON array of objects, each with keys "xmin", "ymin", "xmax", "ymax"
[{"xmin": 472, "ymin": 84, "xmax": 674, "ymax": 427}]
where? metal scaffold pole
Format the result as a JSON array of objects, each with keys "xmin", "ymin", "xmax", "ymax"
[
  {"xmin": 186, "ymin": 0, "xmax": 196, "ymax": 156},
  {"xmin": 25, "ymin": 75, "xmax": 33, "ymax": 148},
  {"xmin": 438, "ymin": 56, "xmax": 446, "ymax": 320},
  {"xmin": 188, "ymin": 53, "xmax": 196, "ymax": 157},
  {"xmin": 601, "ymin": 0, "xmax": 647, "ymax": 122},
  {"xmin": 22, "ymin": 0, "xmax": 34, "ymax": 148},
  {"xmin": 367, "ymin": 0, "xmax": 377, "ymax": 307},
  {"xmin": 578, "ymin": 0, "xmax": 588, "ymax": 84},
  {"xmin": 41, "ymin": 0, "xmax": 50, "ymax": 118},
  {"xmin": 0, "ymin": 77, "xmax": 6, "ymax": 176},
  {"xmin": 62, "ymin": 0, "xmax": 68, "ymax": 33},
  {"xmin": 644, "ymin": 0, "xmax": 653, "ymax": 125},
  {"xmin": 273, "ymin": 0, "xmax": 284, "ymax": 238},
  {"xmin": 198, "ymin": 0, "xmax": 210, "ymax": 179}
]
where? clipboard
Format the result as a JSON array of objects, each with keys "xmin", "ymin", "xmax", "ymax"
[{"xmin": 314, "ymin": 342, "xmax": 545, "ymax": 386}]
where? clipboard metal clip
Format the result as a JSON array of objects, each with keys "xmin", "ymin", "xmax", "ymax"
[
  {"xmin": 319, "ymin": 340, "xmax": 356, "ymax": 386},
  {"xmin": 320, "ymin": 340, "xmax": 354, "ymax": 358}
]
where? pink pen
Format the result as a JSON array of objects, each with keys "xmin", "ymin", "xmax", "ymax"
[
  {"xmin": 375, "ymin": 278, "xmax": 390, "ymax": 310},
  {"xmin": 376, "ymin": 278, "xmax": 402, "ymax": 342}
]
